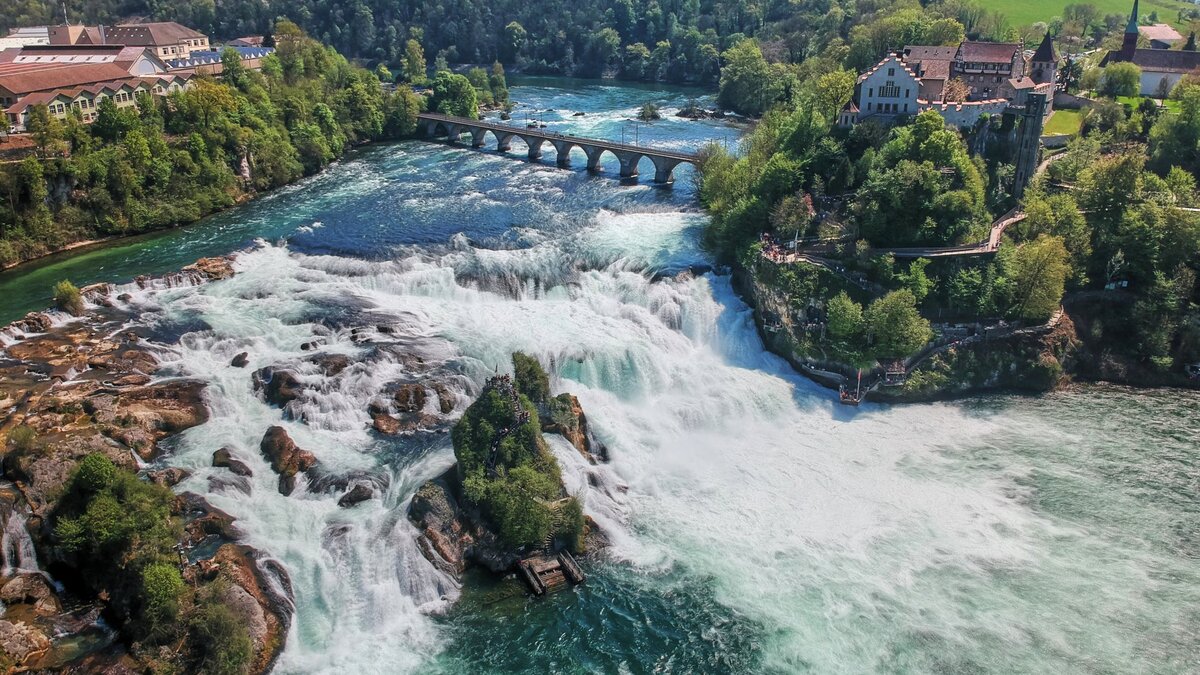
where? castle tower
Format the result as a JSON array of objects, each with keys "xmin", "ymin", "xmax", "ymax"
[
  {"xmin": 1030, "ymin": 32, "xmax": 1059, "ymax": 85},
  {"xmin": 1121, "ymin": 0, "xmax": 1140, "ymax": 59}
]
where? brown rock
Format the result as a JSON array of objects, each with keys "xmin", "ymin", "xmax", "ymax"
[
  {"xmin": 213, "ymin": 447, "xmax": 253, "ymax": 476},
  {"xmin": 337, "ymin": 484, "xmax": 374, "ymax": 508},
  {"xmin": 0, "ymin": 573, "xmax": 61, "ymax": 615},
  {"xmin": 0, "ymin": 619, "xmax": 50, "ymax": 666},
  {"xmin": 310, "ymin": 353, "xmax": 351, "ymax": 377},
  {"xmin": 253, "ymin": 367, "xmax": 304, "ymax": 408},
  {"xmin": 231, "ymin": 352, "xmax": 250, "ymax": 368},
  {"xmin": 372, "ymin": 412, "xmax": 400, "ymax": 435},
  {"xmin": 542, "ymin": 393, "xmax": 594, "ymax": 459},
  {"xmin": 433, "ymin": 383, "xmax": 456, "ymax": 414},
  {"xmin": 259, "ymin": 426, "xmax": 317, "ymax": 496},
  {"xmin": 186, "ymin": 256, "xmax": 236, "ymax": 281},
  {"xmin": 146, "ymin": 467, "xmax": 191, "ymax": 487},
  {"xmin": 212, "ymin": 544, "xmax": 293, "ymax": 674},
  {"xmin": 393, "ymin": 384, "xmax": 427, "ymax": 413}
]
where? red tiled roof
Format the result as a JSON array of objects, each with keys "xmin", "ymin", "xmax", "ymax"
[
  {"xmin": 0, "ymin": 63, "xmax": 137, "ymax": 95},
  {"xmin": 5, "ymin": 73, "xmax": 191, "ymax": 113},
  {"xmin": 105, "ymin": 22, "xmax": 205, "ymax": 47},
  {"xmin": 1102, "ymin": 47, "xmax": 1200, "ymax": 74},
  {"xmin": 956, "ymin": 42, "xmax": 1021, "ymax": 63},
  {"xmin": 1138, "ymin": 24, "xmax": 1182, "ymax": 42},
  {"xmin": 903, "ymin": 46, "xmax": 956, "ymax": 62}
]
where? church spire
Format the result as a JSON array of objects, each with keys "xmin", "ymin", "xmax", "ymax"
[{"xmin": 1125, "ymin": 0, "xmax": 1140, "ymax": 35}]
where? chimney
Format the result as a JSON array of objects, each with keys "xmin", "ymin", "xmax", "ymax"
[{"xmin": 1186, "ymin": 32, "xmax": 1197, "ymax": 52}]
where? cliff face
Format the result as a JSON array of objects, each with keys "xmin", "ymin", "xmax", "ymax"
[
  {"xmin": 735, "ymin": 258, "xmax": 1091, "ymax": 401},
  {"xmin": 0, "ymin": 258, "xmax": 291, "ymax": 673}
]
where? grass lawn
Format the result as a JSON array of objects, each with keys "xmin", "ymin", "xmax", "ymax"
[
  {"xmin": 1043, "ymin": 109, "xmax": 1084, "ymax": 136},
  {"xmin": 1116, "ymin": 95, "xmax": 1183, "ymax": 112},
  {"xmin": 999, "ymin": 0, "xmax": 1192, "ymax": 28}
]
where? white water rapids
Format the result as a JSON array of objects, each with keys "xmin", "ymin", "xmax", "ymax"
[{"xmin": 103, "ymin": 201, "xmax": 1198, "ymax": 673}]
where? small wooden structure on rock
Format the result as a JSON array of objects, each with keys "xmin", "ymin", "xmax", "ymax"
[{"xmin": 518, "ymin": 551, "xmax": 586, "ymax": 595}]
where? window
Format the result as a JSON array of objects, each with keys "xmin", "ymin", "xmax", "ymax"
[
  {"xmin": 888, "ymin": 67, "xmax": 895, "ymax": 76},
  {"xmin": 868, "ymin": 87, "xmax": 873, "ymax": 97},
  {"xmin": 867, "ymin": 102, "xmax": 872, "ymax": 111}
]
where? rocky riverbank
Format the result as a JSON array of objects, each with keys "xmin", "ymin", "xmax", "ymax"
[
  {"xmin": 731, "ymin": 256, "xmax": 1198, "ymax": 402},
  {"xmin": 0, "ymin": 257, "xmax": 292, "ymax": 673}
]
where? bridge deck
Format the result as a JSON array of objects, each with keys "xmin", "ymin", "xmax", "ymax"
[{"xmin": 417, "ymin": 113, "xmax": 701, "ymax": 162}]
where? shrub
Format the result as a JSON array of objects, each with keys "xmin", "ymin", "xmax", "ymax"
[
  {"xmin": 189, "ymin": 602, "xmax": 253, "ymax": 675},
  {"xmin": 74, "ymin": 453, "xmax": 117, "ymax": 493},
  {"xmin": 512, "ymin": 352, "xmax": 550, "ymax": 403},
  {"xmin": 7, "ymin": 425, "xmax": 36, "ymax": 452},
  {"xmin": 140, "ymin": 562, "xmax": 186, "ymax": 640},
  {"xmin": 52, "ymin": 279, "xmax": 84, "ymax": 316}
]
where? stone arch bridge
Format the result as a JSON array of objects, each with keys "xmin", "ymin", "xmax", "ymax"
[{"xmin": 416, "ymin": 113, "xmax": 701, "ymax": 184}]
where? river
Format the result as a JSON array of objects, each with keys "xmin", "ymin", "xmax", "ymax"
[{"xmin": 2, "ymin": 79, "xmax": 1197, "ymax": 674}]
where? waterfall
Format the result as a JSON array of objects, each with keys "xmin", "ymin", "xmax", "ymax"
[{"xmin": 0, "ymin": 497, "xmax": 40, "ymax": 576}]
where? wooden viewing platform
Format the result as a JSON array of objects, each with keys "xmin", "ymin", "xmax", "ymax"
[{"xmin": 518, "ymin": 551, "xmax": 586, "ymax": 595}]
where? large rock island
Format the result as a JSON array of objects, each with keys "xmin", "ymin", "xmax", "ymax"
[{"xmin": 409, "ymin": 353, "xmax": 604, "ymax": 590}]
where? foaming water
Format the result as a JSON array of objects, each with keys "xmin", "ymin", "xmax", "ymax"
[{"xmin": 8, "ymin": 80, "xmax": 1198, "ymax": 674}]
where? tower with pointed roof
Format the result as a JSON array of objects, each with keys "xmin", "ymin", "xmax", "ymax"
[
  {"xmin": 1030, "ymin": 32, "xmax": 1059, "ymax": 86},
  {"xmin": 1121, "ymin": 0, "xmax": 1140, "ymax": 59}
]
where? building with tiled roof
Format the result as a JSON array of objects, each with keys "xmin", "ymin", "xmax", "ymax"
[
  {"xmin": 4, "ymin": 72, "xmax": 192, "ymax": 131},
  {"xmin": 165, "ymin": 46, "xmax": 275, "ymax": 75},
  {"xmin": 103, "ymin": 22, "xmax": 210, "ymax": 59},
  {"xmin": 1100, "ymin": 0, "xmax": 1200, "ymax": 96},
  {"xmin": 0, "ymin": 27, "xmax": 50, "ymax": 50},
  {"xmin": 1139, "ymin": 23, "xmax": 1183, "ymax": 49}
]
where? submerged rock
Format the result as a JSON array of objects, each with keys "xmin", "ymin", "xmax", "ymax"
[
  {"xmin": 337, "ymin": 484, "xmax": 374, "ymax": 508},
  {"xmin": 252, "ymin": 367, "xmax": 304, "ymax": 408},
  {"xmin": 393, "ymin": 383, "xmax": 427, "ymax": 412},
  {"xmin": 259, "ymin": 426, "xmax": 318, "ymax": 495},
  {"xmin": 231, "ymin": 352, "xmax": 250, "ymax": 368},
  {"xmin": 213, "ymin": 447, "xmax": 253, "ymax": 476}
]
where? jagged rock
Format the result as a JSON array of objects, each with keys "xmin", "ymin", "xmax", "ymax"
[
  {"xmin": 393, "ymin": 384, "xmax": 427, "ymax": 413},
  {"xmin": 8, "ymin": 312, "xmax": 53, "ymax": 334},
  {"xmin": 231, "ymin": 352, "xmax": 250, "ymax": 368},
  {"xmin": 98, "ymin": 380, "xmax": 210, "ymax": 460},
  {"xmin": 176, "ymin": 492, "xmax": 240, "ymax": 546},
  {"xmin": 185, "ymin": 256, "xmax": 236, "ymax": 281},
  {"xmin": 212, "ymin": 544, "xmax": 293, "ymax": 674},
  {"xmin": 371, "ymin": 412, "xmax": 401, "ymax": 435},
  {"xmin": 0, "ymin": 620, "xmax": 50, "ymax": 666},
  {"xmin": 337, "ymin": 484, "xmax": 374, "ymax": 508},
  {"xmin": 433, "ymin": 383, "xmax": 456, "ymax": 414},
  {"xmin": 408, "ymin": 468, "xmax": 521, "ymax": 575},
  {"xmin": 0, "ymin": 573, "xmax": 61, "ymax": 615},
  {"xmin": 309, "ymin": 353, "xmax": 350, "ymax": 377},
  {"xmin": 542, "ymin": 393, "xmax": 595, "ymax": 460},
  {"xmin": 146, "ymin": 467, "xmax": 191, "ymax": 487},
  {"xmin": 252, "ymin": 367, "xmax": 304, "ymax": 407},
  {"xmin": 213, "ymin": 447, "xmax": 253, "ymax": 476},
  {"xmin": 259, "ymin": 426, "xmax": 317, "ymax": 496}
]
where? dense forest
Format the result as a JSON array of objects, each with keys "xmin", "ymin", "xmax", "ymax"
[
  {"xmin": 0, "ymin": 21, "xmax": 422, "ymax": 267},
  {"xmin": 13, "ymin": 0, "xmax": 1195, "ymax": 86}
]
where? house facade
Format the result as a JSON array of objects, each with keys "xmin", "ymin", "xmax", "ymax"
[
  {"xmin": 4, "ymin": 73, "xmax": 192, "ymax": 131},
  {"xmin": 1100, "ymin": 0, "xmax": 1200, "ymax": 96}
]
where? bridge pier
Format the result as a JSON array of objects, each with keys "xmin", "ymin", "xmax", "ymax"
[
  {"xmin": 494, "ymin": 131, "xmax": 514, "ymax": 152},
  {"xmin": 550, "ymin": 139, "xmax": 575, "ymax": 167},
  {"xmin": 615, "ymin": 151, "xmax": 643, "ymax": 179},
  {"xmin": 444, "ymin": 123, "xmax": 464, "ymax": 143},
  {"xmin": 519, "ymin": 135, "xmax": 544, "ymax": 160},
  {"xmin": 583, "ymin": 145, "xmax": 605, "ymax": 172},
  {"xmin": 650, "ymin": 156, "xmax": 682, "ymax": 184},
  {"xmin": 469, "ymin": 127, "xmax": 487, "ymax": 148}
]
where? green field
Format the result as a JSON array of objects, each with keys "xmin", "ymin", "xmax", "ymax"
[
  {"xmin": 998, "ymin": 0, "xmax": 1192, "ymax": 29},
  {"xmin": 1043, "ymin": 109, "xmax": 1084, "ymax": 135}
]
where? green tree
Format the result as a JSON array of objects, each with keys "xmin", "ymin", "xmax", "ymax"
[
  {"xmin": 429, "ymin": 71, "xmax": 479, "ymax": 118},
  {"xmin": 53, "ymin": 279, "xmax": 84, "ymax": 316},
  {"xmin": 1101, "ymin": 62, "xmax": 1141, "ymax": 98},
  {"xmin": 512, "ymin": 352, "xmax": 550, "ymax": 403},
  {"xmin": 827, "ymin": 291, "xmax": 865, "ymax": 341},
  {"xmin": 865, "ymin": 290, "xmax": 933, "ymax": 358},
  {"xmin": 402, "ymin": 39, "xmax": 427, "ymax": 84},
  {"xmin": 717, "ymin": 40, "xmax": 789, "ymax": 117},
  {"xmin": 1008, "ymin": 235, "xmax": 1070, "ymax": 320}
]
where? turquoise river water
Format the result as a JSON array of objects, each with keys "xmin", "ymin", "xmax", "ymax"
[{"xmin": 0, "ymin": 79, "xmax": 1196, "ymax": 674}]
